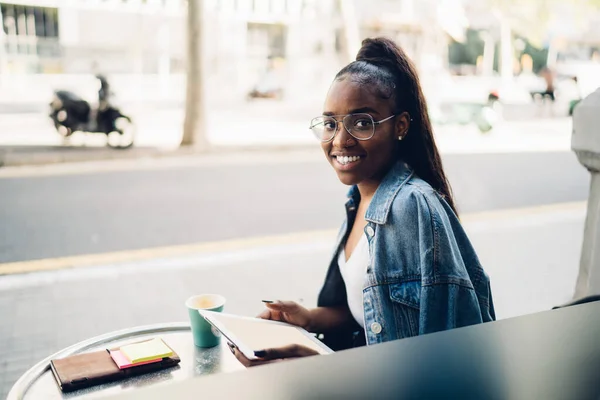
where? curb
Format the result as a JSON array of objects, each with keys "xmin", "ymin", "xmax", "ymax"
[
  {"xmin": 0, "ymin": 147, "xmax": 167, "ymax": 168},
  {"xmin": 0, "ymin": 143, "xmax": 319, "ymax": 168}
]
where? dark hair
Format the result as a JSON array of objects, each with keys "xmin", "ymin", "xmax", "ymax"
[{"xmin": 335, "ymin": 37, "xmax": 457, "ymax": 215}]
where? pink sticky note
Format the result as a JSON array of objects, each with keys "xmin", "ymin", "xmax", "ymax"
[{"xmin": 109, "ymin": 349, "xmax": 162, "ymax": 369}]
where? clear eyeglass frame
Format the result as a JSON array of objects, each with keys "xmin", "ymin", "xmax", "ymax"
[{"xmin": 309, "ymin": 113, "xmax": 396, "ymax": 142}]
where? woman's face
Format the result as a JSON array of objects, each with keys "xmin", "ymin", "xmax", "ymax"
[{"xmin": 320, "ymin": 78, "xmax": 408, "ymax": 187}]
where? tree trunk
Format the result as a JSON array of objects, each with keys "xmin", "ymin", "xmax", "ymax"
[
  {"xmin": 181, "ymin": 0, "xmax": 209, "ymax": 150},
  {"xmin": 0, "ymin": 5, "xmax": 7, "ymax": 77}
]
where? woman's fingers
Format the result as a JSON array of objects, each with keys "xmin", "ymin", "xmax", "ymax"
[
  {"xmin": 228, "ymin": 341, "xmax": 319, "ymax": 369},
  {"xmin": 263, "ymin": 301, "xmax": 310, "ymax": 329},
  {"xmin": 254, "ymin": 344, "xmax": 319, "ymax": 360},
  {"xmin": 228, "ymin": 343, "xmax": 280, "ymax": 368},
  {"xmin": 257, "ymin": 309, "xmax": 272, "ymax": 320},
  {"xmin": 228, "ymin": 342, "xmax": 257, "ymax": 368},
  {"xmin": 264, "ymin": 301, "xmax": 301, "ymax": 314},
  {"xmin": 257, "ymin": 308, "xmax": 284, "ymax": 321}
]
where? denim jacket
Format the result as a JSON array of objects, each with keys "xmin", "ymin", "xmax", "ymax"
[{"xmin": 317, "ymin": 161, "xmax": 495, "ymax": 350}]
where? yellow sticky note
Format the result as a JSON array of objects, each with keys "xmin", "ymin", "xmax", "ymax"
[{"xmin": 120, "ymin": 338, "xmax": 173, "ymax": 364}]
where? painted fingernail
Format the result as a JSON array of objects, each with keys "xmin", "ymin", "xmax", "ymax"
[
  {"xmin": 254, "ymin": 350, "xmax": 266, "ymax": 358},
  {"xmin": 261, "ymin": 300, "xmax": 274, "ymax": 303}
]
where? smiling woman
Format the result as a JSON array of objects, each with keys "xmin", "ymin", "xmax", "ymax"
[{"xmin": 231, "ymin": 37, "xmax": 496, "ymax": 367}]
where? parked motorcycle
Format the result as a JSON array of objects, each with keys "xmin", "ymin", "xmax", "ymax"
[
  {"xmin": 49, "ymin": 77, "xmax": 135, "ymax": 148},
  {"xmin": 246, "ymin": 86, "xmax": 284, "ymax": 100}
]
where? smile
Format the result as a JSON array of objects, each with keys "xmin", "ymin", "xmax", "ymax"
[
  {"xmin": 333, "ymin": 155, "xmax": 364, "ymax": 168},
  {"xmin": 337, "ymin": 155, "xmax": 363, "ymax": 165}
]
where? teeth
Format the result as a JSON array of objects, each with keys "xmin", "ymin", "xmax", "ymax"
[{"xmin": 336, "ymin": 156, "xmax": 361, "ymax": 165}]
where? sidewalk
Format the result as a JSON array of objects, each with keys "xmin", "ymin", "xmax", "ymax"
[
  {"xmin": 0, "ymin": 100, "xmax": 315, "ymax": 167},
  {"xmin": 0, "ymin": 201, "xmax": 585, "ymax": 397}
]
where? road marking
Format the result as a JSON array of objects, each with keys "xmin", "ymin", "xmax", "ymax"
[
  {"xmin": 0, "ymin": 201, "xmax": 587, "ymax": 276},
  {"xmin": 0, "ymin": 229, "xmax": 338, "ymax": 276}
]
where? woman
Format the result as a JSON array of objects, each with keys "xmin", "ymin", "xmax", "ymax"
[{"xmin": 231, "ymin": 37, "xmax": 495, "ymax": 366}]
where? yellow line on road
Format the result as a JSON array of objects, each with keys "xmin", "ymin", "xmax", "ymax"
[
  {"xmin": 0, "ymin": 230, "xmax": 337, "ymax": 276},
  {"xmin": 0, "ymin": 201, "xmax": 587, "ymax": 276}
]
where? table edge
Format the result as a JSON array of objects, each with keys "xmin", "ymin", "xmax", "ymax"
[{"xmin": 7, "ymin": 322, "xmax": 191, "ymax": 400}]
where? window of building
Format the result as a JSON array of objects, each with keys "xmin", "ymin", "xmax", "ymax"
[
  {"xmin": 1, "ymin": 3, "xmax": 59, "ymax": 38},
  {"xmin": 253, "ymin": 0, "xmax": 269, "ymax": 13},
  {"xmin": 236, "ymin": 0, "xmax": 252, "ymax": 13},
  {"xmin": 301, "ymin": 0, "xmax": 316, "ymax": 18},
  {"xmin": 270, "ymin": 0, "xmax": 285, "ymax": 14},
  {"xmin": 247, "ymin": 22, "xmax": 287, "ymax": 59}
]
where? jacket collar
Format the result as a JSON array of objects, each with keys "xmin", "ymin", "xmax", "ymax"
[{"xmin": 346, "ymin": 161, "xmax": 414, "ymax": 225}]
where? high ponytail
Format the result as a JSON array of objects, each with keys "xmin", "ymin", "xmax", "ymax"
[{"xmin": 335, "ymin": 37, "xmax": 457, "ymax": 216}]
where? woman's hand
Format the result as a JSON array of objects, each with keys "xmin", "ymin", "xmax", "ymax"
[
  {"xmin": 228, "ymin": 342, "xmax": 319, "ymax": 368},
  {"xmin": 258, "ymin": 301, "xmax": 313, "ymax": 331}
]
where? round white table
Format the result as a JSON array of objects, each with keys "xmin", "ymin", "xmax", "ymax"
[{"xmin": 7, "ymin": 322, "xmax": 244, "ymax": 399}]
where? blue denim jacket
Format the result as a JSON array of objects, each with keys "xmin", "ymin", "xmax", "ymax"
[{"xmin": 317, "ymin": 161, "xmax": 495, "ymax": 349}]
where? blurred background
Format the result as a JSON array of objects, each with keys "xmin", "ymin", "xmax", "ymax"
[
  {"xmin": 1, "ymin": 0, "xmax": 599, "ymax": 397},
  {"xmin": 1, "ymin": 0, "xmax": 599, "ymax": 148}
]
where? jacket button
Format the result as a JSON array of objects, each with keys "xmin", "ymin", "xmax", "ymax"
[
  {"xmin": 370, "ymin": 322, "xmax": 382, "ymax": 334},
  {"xmin": 366, "ymin": 226, "xmax": 375, "ymax": 237}
]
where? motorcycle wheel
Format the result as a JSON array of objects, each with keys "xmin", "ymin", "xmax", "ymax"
[
  {"xmin": 55, "ymin": 123, "xmax": 73, "ymax": 137},
  {"xmin": 52, "ymin": 109, "xmax": 74, "ymax": 137},
  {"xmin": 107, "ymin": 115, "xmax": 135, "ymax": 149}
]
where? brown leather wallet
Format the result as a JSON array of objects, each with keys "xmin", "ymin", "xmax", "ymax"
[{"xmin": 50, "ymin": 339, "xmax": 180, "ymax": 392}]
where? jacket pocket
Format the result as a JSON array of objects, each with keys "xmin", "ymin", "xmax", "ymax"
[{"xmin": 388, "ymin": 281, "xmax": 421, "ymax": 338}]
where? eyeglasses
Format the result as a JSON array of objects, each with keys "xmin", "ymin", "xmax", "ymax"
[{"xmin": 309, "ymin": 113, "xmax": 396, "ymax": 142}]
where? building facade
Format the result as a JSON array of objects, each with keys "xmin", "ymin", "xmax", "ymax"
[
  {"xmin": 1, "ymin": 0, "xmax": 343, "ymax": 100},
  {"xmin": 1, "ymin": 0, "xmax": 471, "ymax": 105}
]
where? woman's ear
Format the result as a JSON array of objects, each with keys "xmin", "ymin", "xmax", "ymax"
[{"xmin": 395, "ymin": 112, "xmax": 410, "ymax": 140}]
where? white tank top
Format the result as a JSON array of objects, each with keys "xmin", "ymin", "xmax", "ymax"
[{"xmin": 338, "ymin": 234, "xmax": 370, "ymax": 328}]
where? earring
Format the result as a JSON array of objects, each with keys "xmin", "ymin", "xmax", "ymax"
[{"xmin": 398, "ymin": 135, "xmax": 404, "ymax": 141}]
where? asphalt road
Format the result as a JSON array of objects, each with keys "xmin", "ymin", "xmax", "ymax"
[{"xmin": 0, "ymin": 151, "xmax": 589, "ymax": 264}]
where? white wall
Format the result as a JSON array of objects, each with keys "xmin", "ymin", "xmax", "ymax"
[{"xmin": 58, "ymin": 8, "xmax": 185, "ymax": 74}]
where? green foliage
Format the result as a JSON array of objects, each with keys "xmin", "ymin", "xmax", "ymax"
[
  {"xmin": 522, "ymin": 40, "xmax": 550, "ymax": 72},
  {"xmin": 448, "ymin": 29, "xmax": 485, "ymax": 65}
]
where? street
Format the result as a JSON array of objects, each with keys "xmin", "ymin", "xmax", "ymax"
[{"xmin": 0, "ymin": 150, "xmax": 589, "ymax": 263}]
